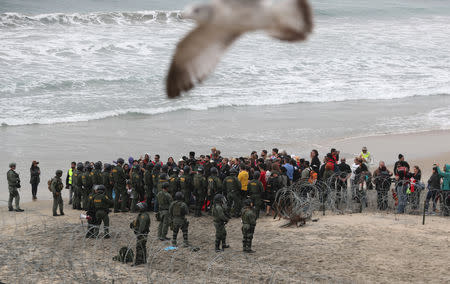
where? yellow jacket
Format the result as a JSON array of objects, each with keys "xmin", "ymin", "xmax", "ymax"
[{"xmin": 238, "ymin": 170, "xmax": 249, "ymax": 191}]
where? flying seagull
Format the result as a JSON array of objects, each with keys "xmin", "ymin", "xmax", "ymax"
[{"xmin": 166, "ymin": 0, "xmax": 313, "ymax": 98}]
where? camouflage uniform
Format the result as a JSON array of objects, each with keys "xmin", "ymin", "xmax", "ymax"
[
  {"xmin": 130, "ymin": 211, "xmax": 151, "ymax": 265},
  {"xmin": 51, "ymin": 173, "xmax": 64, "ymax": 216},
  {"xmin": 241, "ymin": 205, "xmax": 257, "ymax": 253},
  {"xmin": 156, "ymin": 190, "xmax": 173, "ymax": 239},
  {"xmin": 169, "ymin": 200, "xmax": 189, "ymax": 246}
]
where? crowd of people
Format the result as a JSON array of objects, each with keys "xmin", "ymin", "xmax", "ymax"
[{"xmin": 5, "ymin": 147, "xmax": 450, "ymax": 264}]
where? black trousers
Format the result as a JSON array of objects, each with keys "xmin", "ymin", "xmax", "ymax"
[{"xmin": 31, "ymin": 183, "xmax": 38, "ymax": 198}]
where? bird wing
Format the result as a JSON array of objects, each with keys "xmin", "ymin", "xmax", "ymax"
[
  {"xmin": 166, "ymin": 24, "xmax": 241, "ymax": 98},
  {"xmin": 268, "ymin": 0, "xmax": 313, "ymax": 42}
]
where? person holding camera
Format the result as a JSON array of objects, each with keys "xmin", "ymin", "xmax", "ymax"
[{"xmin": 7, "ymin": 162, "xmax": 23, "ymax": 212}]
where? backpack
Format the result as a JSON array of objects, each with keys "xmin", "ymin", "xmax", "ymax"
[
  {"xmin": 48, "ymin": 179, "xmax": 53, "ymax": 191},
  {"xmin": 113, "ymin": 247, "xmax": 134, "ymax": 263}
]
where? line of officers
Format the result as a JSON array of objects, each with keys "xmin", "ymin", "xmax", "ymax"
[{"xmin": 67, "ymin": 157, "xmax": 263, "ymax": 262}]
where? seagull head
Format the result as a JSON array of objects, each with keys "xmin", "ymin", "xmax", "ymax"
[{"xmin": 181, "ymin": 3, "xmax": 213, "ymax": 24}]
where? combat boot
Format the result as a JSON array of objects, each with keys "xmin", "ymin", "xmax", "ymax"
[
  {"xmin": 215, "ymin": 240, "xmax": 222, "ymax": 252},
  {"xmin": 246, "ymin": 239, "xmax": 255, "ymax": 253},
  {"xmin": 222, "ymin": 238, "xmax": 230, "ymax": 249}
]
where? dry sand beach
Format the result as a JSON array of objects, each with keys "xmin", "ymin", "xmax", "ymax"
[{"xmin": 1, "ymin": 198, "xmax": 449, "ymax": 283}]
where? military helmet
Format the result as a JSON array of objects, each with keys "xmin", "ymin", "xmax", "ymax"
[
  {"xmin": 183, "ymin": 166, "xmax": 191, "ymax": 174},
  {"xmin": 197, "ymin": 166, "xmax": 204, "ymax": 173},
  {"xmin": 94, "ymin": 161, "xmax": 102, "ymax": 170},
  {"xmin": 96, "ymin": 185, "xmax": 106, "ymax": 192},
  {"xmin": 86, "ymin": 163, "xmax": 93, "ymax": 170},
  {"xmin": 162, "ymin": 182, "xmax": 169, "ymax": 189},
  {"xmin": 136, "ymin": 202, "xmax": 147, "ymax": 211},
  {"xmin": 9, "ymin": 162, "xmax": 16, "ymax": 168},
  {"xmin": 243, "ymin": 199, "xmax": 253, "ymax": 207},
  {"xmin": 104, "ymin": 163, "xmax": 112, "ymax": 171},
  {"xmin": 214, "ymin": 194, "xmax": 224, "ymax": 203},
  {"xmin": 210, "ymin": 167, "xmax": 218, "ymax": 174},
  {"xmin": 175, "ymin": 191, "xmax": 184, "ymax": 201},
  {"xmin": 77, "ymin": 162, "xmax": 84, "ymax": 171},
  {"xmin": 56, "ymin": 170, "xmax": 63, "ymax": 176},
  {"xmin": 117, "ymin": 158, "xmax": 125, "ymax": 165},
  {"xmin": 253, "ymin": 171, "xmax": 261, "ymax": 180}
]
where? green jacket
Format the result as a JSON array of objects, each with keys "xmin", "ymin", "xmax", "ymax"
[
  {"xmin": 193, "ymin": 173, "xmax": 207, "ymax": 196},
  {"xmin": 7, "ymin": 169, "xmax": 20, "ymax": 187},
  {"xmin": 247, "ymin": 179, "xmax": 263, "ymax": 198},
  {"xmin": 437, "ymin": 164, "xmax": 450, "ymax": 190},
  {"xmin": 212, "ymin": 204, "xmax": 229, "ymax": 224},
  {"xmin": 112, "ymin": 166, "xmax": 127, "ymax": 187},
  {"xmin": 144, "ymin": 170, "xmax": 153, "ymax": 191},
  {"xmin": 157, "ymin": 190, "xmax": 173, "ymax": 211},
  {"xmin": 131, "ymin": 212, "xmax": 150, "ymax": 235},
  {"xmin": 93, "ymin": 192, "xmax": 113, "ymax": 209},
  {"xmin": 51, "ymin": 176, "xmax": 64, "ymax": 194},
  {"xmin": 92, "ymin": 169, "xmax": 103, "ymax": 185},
  {"xmin": 241, "ymin": 207, "xmax": 256, "ymax": 226},
  {"xmin": 102, "ymin": 171, "xmax": 113, "ymax": 190},
  {"xmin": 207, "ymin": 175, "xmax": 222, "ymax": 196},
  {"xmin": 179, "ymin": 174, "xmax": 193, "ymax": 192},
  {"xmin": 73, "ymin": 170, "xmax": 83, "ymax": 188},
  {"xmin": 223, "ymin": 175, "xmax": 241, "ymax": 194},
  {"xmin": 169, "ymin": 200, "xmax": 188, "ymax": 222}
]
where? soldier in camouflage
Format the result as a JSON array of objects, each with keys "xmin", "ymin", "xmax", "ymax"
[
  {"xmin": 169, "ymin": 192, "xmax": 190, "ymax": 247},
  {"xmin": 212, "ymin": 194, "xmax": 230, "ymax": 252},
  {"xmin": 156, "ymin": 182, "xmax": 173, "ymax": 241},
  {"xmin": 130, "ymin": 202, "xmax": 150, "ymax": 266},
  {"xmin": 7, "ymin": 162, "xmax": 23, "ymax": 212},
  {"xmin": 241, "ymin": 199, "xmax": 257, "ymax": 253},
  {"xmin": 51, "ymin": 170, "xmax": 64, "ymax": 216}
]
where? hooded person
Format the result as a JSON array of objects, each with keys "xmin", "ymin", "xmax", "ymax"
[{"xmin": 436, "ymin": 164, "xmax": 450, "ymax": 216}]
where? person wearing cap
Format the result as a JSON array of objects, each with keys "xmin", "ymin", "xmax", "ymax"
[
  {"xmin": 359, "ymin": 147, "xmax": 372, "ymax": 166},
  {"xmin": 7, "ymin": 162, "xmax": 23, "ymax": 212},
  {"xmin": 112, "ymin": 158, "xmax": 128, "ymax": 213},
  {"xmin": 30, "ymin": 161, "xmax": 40, "ymax": 200},
  {"xmin": 92, "ymin": 185, "xmax": 113, "ymax": 238},
  {"xmin": 130, "ymin": 202, "xmax": 150, "ymax": 266},
  {"xmin": 157, "ymin": 182, "xmax": 173, "ymax": 241},
  {"xmin": 51, "ymin": 170, "xmax": 65, "ymax": 216}
]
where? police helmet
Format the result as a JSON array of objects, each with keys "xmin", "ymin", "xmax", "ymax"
[
  {"xmin": 162, "ymin": 182, "xmax": 169, "ymax": 189},
  {"xmin": 117, "ymin": 158, "xmax": 125, "ymax": 165},
  {"xmin": 56, "ymin": 170, "xmax": 63, "ymax": 177},
  {"xmin": 9, "ymin": 162, "xmax": 16, "ymax": 168},
  {"xmin": 243, "ymin": 199, "xmax": 253, "ymax": 207},
  {"xmin": 175, "ymin": 191, "xmax": 184, "ymax": 201},
  {"xmin": 104, "ymin": 163, "xmax": 112, "ymax": 171},
  {"xmin": 210, "ymin": 167, "xmax": 218, "ymax": 174},
  {"xmin": 95, "ymin": 185, "xmax": 106, "ymax": 192},
  {"xmin": 253, "ymin": 171, "xmax": 261, "ymax": 180},
  {"xmin": 86, "ymin": 163, "xmax": 93, "ymax": 170},
  {"xmin": 94, "ymin": 161, "xmax": 102, "ymax": 170},
  {"xmin": 183, "ymin": 166, "xmax": 191, "ymax": 174},
  {"xmin": 77, "ymin": 162, "xmax": 84, "ymax": 171},
  {"xmin": 214, "ymin": 194, "xmax": 224, "ymax": 203}
]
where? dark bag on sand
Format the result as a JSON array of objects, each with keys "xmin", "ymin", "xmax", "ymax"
[{"xmin": 112, "ymin": 247, "xmax": 134, "ymax": 263}]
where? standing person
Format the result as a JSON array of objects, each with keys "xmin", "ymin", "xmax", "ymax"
[
  {"xmin": 179, "ymin": 166, "xmax": 193, "ymax": 206},
  {"xmin": 30, "ymin": 161, "xmax": 40, "ymax": 200},
  {"xmin": 7, "ymin": 163, "xmax": 23, "ymax": 212},
  {"xmin": 409, "ymin": 166, "xmax": 424, "ymax": 210},
  {"xmin": 143, "ymin": 163, "xmax": 154, "ymax": 210},
  {"xmin": 112, "ymin": 158, "xmax": 128, "ymax": 213},
  {"xmin": 130, "ymin": 202, "xmax": 150, "ymax": 266},
  {"xmin": 51, "ymin": 170, "xmax": 64, "ymax": 216},
  {"xmin": 372, "ymin": 161, "xmax": 392, "ymax": 210},
  {"xmin": 169, "ymin": 192, "xmax": 190, "ymax": 247},
  {"xmin": 436, "ymin": 164, "xmax": 450, "ymax": 216},
  {"xmin": 394, "ymin": 154, "xmax": 410, "ymax": 176},
  {"xmin": 102, "ymin": 163, "xmax": 113, "ymax": 201},
  {"xmin": 92, "ymin": 162, "xmax": 103, "ymax": 186},
  {"xmin": 157, "ymin": 182, "xmax": 173, "ymax": 241},
  {"xmin": 310, "ymin": 150, "xmax": 320, "ymax": 174},
  {"xmin": 224, "ymin": 168, "xmax": 241, "ymax": 217},
  {"xmin": 282, "ymin": 157, "xmax": 294, "ymax": 183},
  {"xmin": 241, "ymin": 199, "xmax": 256, "ymax": 253},
  {"xmin": 65, "ymin": 162, "xmax": 76, "ymax": 205},
  {"xmin": 212, "ymin": 194, "xmax": 230, "ymax": 252},
  {"xmin": 92, "ymin": 185, "xmax": 113, "ymax": 238},
  {"xmin": 238, "ymin": 165, "xmax": 249, "ymax": 195},
  {"xmin": 425, "ymin": 166, "xmax": 441, "ymax": 214},
  {"xmin": 207, "ymin": 167, "xmax": 222, "ymax": 213},
  {"xmin": 72, "ymin": 163, "xmax": 84, "ymax": 210},
  {"xmin": 81, "ymin": 164, "xmax": 94, "ymax": 210},
  {"xmin": 336, "ymin": 158, "xmax": 351, "ymax": 207},
  {"xmin": 359, "ymin": 146, "xmax": 372, "ymax": 166},
  {"xmin": 169, "ymin": 167, "xmax": 181, "ymax": 197},
  {"xmin": 247, "ymin": 171, "xmax": 264, "ymax": 218},
  {"xmin": 193, "ymin": 167, "xmax": 207, "ymax": 217}
]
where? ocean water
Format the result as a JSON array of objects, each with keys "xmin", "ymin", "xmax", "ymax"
[{"xmin": 0, "ymin": 0, "xmax": 449, "ymax": 129}]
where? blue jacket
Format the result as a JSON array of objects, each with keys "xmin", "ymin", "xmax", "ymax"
[{"xmin": 437, "ymin": 164, "xmax": 450, "ymax": 190}]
